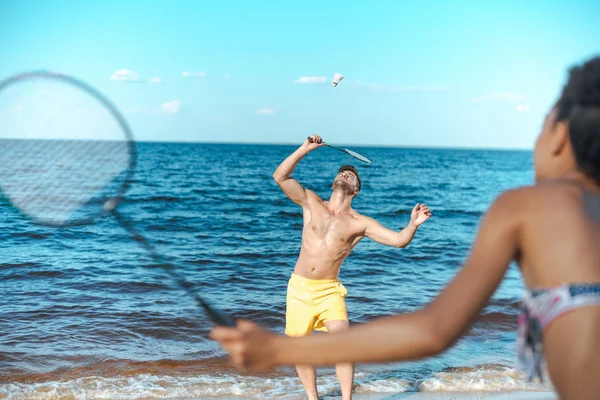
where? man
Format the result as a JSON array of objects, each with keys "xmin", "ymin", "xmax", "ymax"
[{"xmin": 271, "ymin": 134, "xmax": 431, "ymax": 400}]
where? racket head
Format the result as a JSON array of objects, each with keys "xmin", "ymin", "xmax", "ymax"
[
  {"xmin": 0, "ymin": 71, "xmax": 137, "ymax": 227},
  {"xmin": 343, "ymin": 148, "xmax": 372, "ymax": 164}
]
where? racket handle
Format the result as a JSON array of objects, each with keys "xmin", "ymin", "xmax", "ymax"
[
  {"xmin": 201, "ymin": 299, "xmax": 236, "ymax": 326},
  {"xmin": 307, "ymin": 135, "xmax": 324, "ymax": 144},
  {"xmin": 111, "ymin": 210, "xmax": 236, "ymax": 327}
]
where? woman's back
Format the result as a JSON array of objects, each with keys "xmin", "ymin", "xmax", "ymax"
[
  {"xmin": 520, "ymin": 181, "xmax": 600, "ymax": 285},
  {"xmin": 519, "ymin": 181, "xmax": 600, "ymax": 399}
]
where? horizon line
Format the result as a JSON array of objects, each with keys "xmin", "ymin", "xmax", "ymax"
[
  {"xmin": 0, "ymin": 137, "xmax": 532, "ymax": 152},
  {"xmin": 136, "ymin": 139, "xmax": 532, "ymax": 152}
]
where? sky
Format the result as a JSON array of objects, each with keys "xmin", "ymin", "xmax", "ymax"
[{"xmin": 1, "ymin": 0, "xmax": 599, "ymax": 149}]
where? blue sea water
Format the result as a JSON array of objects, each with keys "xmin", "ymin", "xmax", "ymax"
[{"xmin": 0, "ymin": 142, "xmax": 544, "ymax": 398}]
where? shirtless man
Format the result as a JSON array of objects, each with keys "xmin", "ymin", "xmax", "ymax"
[{"xmin": 273, "ymin": 134, "xmax": 431, "ymax": 400}]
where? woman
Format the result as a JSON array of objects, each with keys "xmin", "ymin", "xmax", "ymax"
[{"xmin": 211, "ymin": 56, "xmax": 600, "ymax": 400}]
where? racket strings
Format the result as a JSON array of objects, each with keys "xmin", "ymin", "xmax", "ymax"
[
  {"xmin": 344, "ymin": 148, "xmax": 372, "ymax": 164},
  {"xmin": 0, "ymin": 139, "xmax": 130, "ymax": 225}
]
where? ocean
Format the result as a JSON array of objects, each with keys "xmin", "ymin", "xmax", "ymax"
[{"xmin": 0, "ymin": 142, "xmax": 549, "ymax": 399}]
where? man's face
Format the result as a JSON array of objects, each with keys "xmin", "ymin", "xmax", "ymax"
[{"xmin": 333, "ymin": 170, "xmax": 359, "ymax": 194}]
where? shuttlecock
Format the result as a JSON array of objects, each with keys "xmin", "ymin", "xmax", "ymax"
[{"xmin": 332, "ymin": 73, "xmax": 344, "ymax": 87}]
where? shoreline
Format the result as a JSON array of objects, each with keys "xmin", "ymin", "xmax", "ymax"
[{"xmin": 353, "ymin": 392, "xmax": 557, "ymax": 400}]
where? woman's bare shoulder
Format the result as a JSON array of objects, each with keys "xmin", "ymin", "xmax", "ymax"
[{"xmin": 497, "ymin": 182, "xmax": 585, "ymax": 210}]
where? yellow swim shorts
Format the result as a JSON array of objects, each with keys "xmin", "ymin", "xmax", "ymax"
[{"xmin": 285, "ymin": 273, "xmax": 348, "ymax": 336}]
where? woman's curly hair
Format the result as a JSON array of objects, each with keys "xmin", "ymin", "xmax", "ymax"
[{"xmin": 556, "ymin": 56, "xmax": 600, "ymax": 184}]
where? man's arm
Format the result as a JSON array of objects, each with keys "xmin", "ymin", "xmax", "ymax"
[
  {"xmin": 272, "ymin": 135, "xmax": 324, "ymax": 206},
  {"xmin": 364, "ymin": 218, "xmax": 418, "ymax": 248},
  {"xmin": 364, "ymin": 204, "xmax": 431, "ymax": 248}
]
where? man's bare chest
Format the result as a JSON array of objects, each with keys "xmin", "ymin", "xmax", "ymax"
[{"xmin": 305, "ymin": 211, "xmax": 360, "ymax": 242}]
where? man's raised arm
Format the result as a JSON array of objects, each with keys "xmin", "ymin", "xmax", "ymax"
[{"xmin": 272, "ymin": 135, "xmax": 325, "ymax": 206}]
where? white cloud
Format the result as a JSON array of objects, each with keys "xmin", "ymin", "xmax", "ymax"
[
  {"xmin": 182, "ymin": 71, "xmax": 206, "ymax": 78},
  {"xmin": 293, "ymin": 76, "xmax": 327, "ymax": 84},
  {"xmin": 110, "ymin": 70, "xmax": 162, "ymax": 84},
  {"xmin": 110, "ymin": 69, "xmax": 140, "ymax": 82},
  {"xmin": 160, "ymin": 100, "xmax": 181, "ymax": 114},
  {"xmin": 470, "ymin": 92, "xmax": 530, "ymax": 112},
  {"xmin": 256, "ymin": 108, "xmax": 275, "ymax": 115}
]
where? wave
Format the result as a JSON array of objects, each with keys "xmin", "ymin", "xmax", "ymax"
[
  {"xmin": 9, "ymin": 232, "xmax": 52, "ymax": 240},
  {"xmin": 0, "ymin": 262, "xmax": 44, "ymax": 271},
  {"xmin": 0, "ymin": 363, "xmax": 547, "ymax": 399},
  {"xmin": 1, "ymin": 268, "xmax": 64, "ymax": 280},
  {"xmin": 419, "ymin": 364, "xmax": 546, "ymax": 392},
  {"xmin": 274, "ymin": 210, "xmax": 303, "ymax": 218},
  {"xmin": 126, "ymin": 196, "xmax": 183, "ymax": 203}
]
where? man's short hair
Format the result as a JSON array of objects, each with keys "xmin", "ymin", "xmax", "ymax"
[{"xmin": 338, "ymin": 165, "xmax": 361, "ymax": 192}]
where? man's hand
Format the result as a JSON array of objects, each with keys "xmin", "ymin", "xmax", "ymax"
[
  {"xmin": 302, "ymin": 134, "xmax": 326, "ymax": 152},
  {"xmin": 210, "ymin": 320, "xmax": 280, "ymax": 372},
  {"xmin": 410, "ymin": 203, "xmax": 432, "ymax": 227}
]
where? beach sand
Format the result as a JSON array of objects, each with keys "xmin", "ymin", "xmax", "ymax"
[
  {"xmin": 183, "ymin": 392, "xmax": 557, "ymax": 399},
  {"xmin": 352, "ymin": 392, "xmax": 557, "ymax": 400}
]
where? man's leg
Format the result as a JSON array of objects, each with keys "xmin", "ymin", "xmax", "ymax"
[
  {"xmin": 286, "ymin": 275, "xmax": 319, "ymax": 399},
  {"xmin": 324, "ymin": 320, "xmax": 354, "ymax": 400},
  {"xmin": 295, "ymin": 363, "xmax": 318, "ymax": 400}
]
